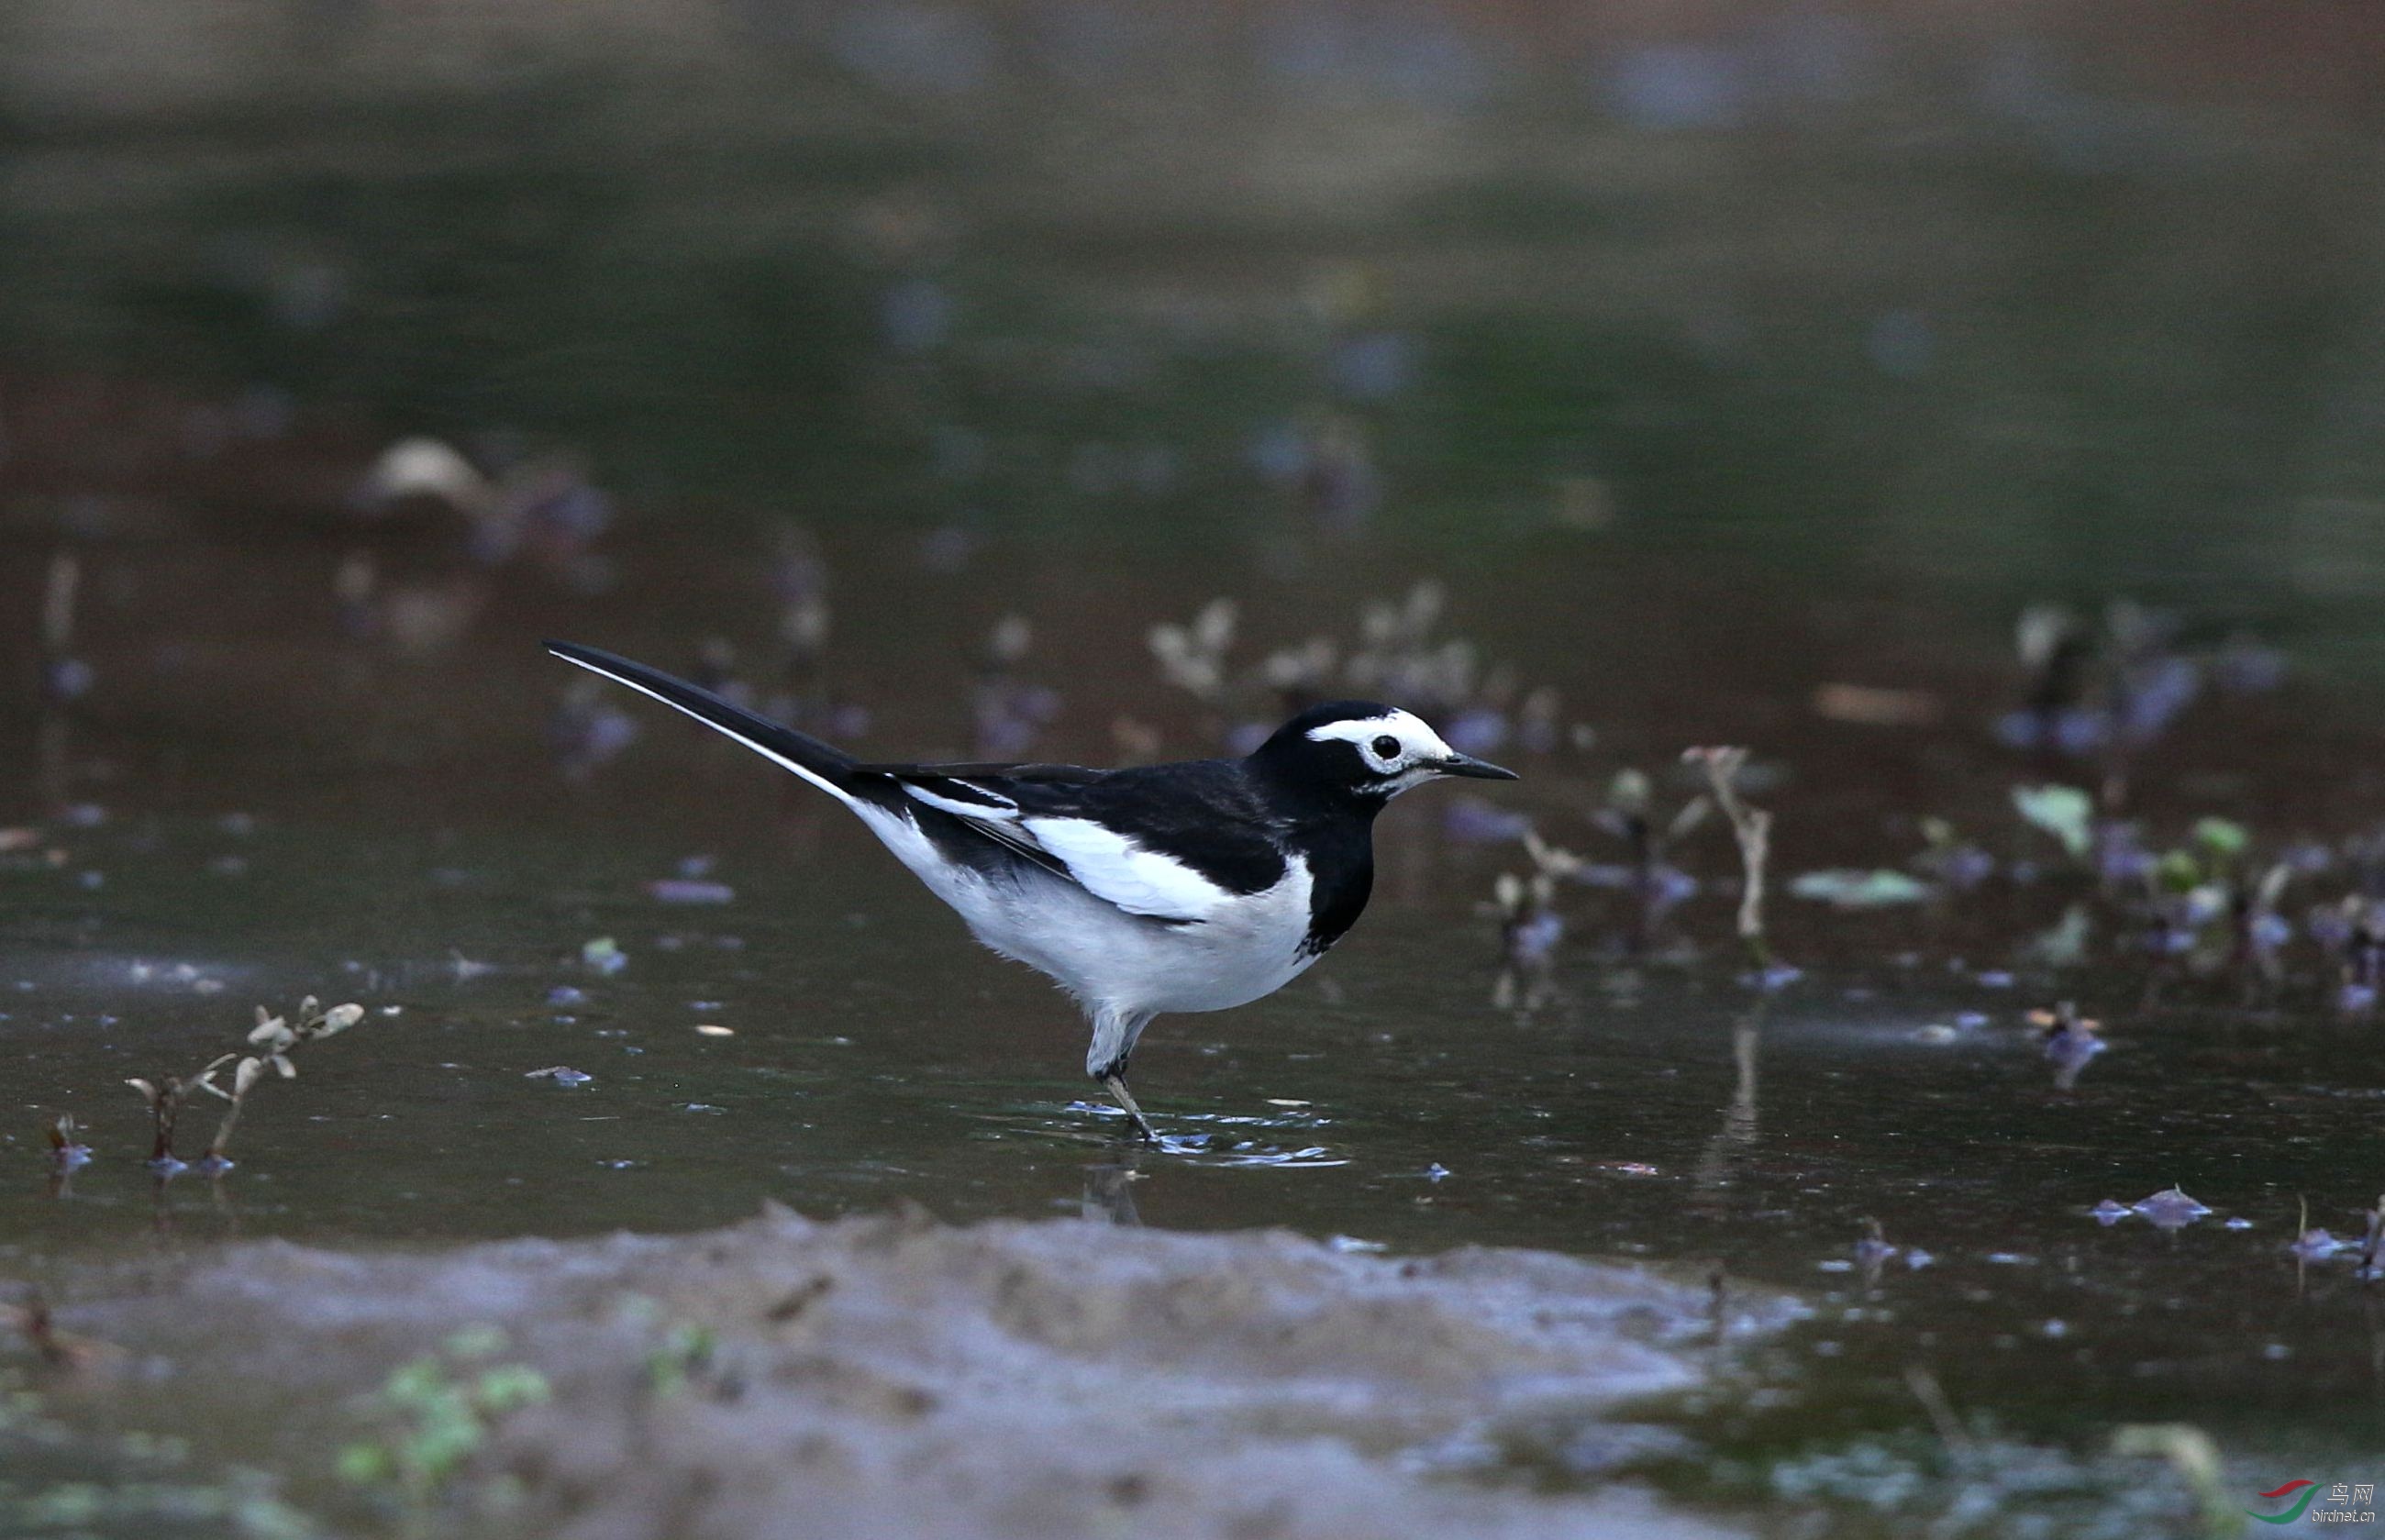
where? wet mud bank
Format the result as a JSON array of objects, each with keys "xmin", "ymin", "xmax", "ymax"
[{"xmin": 58, "ymin": 1205, "xmax": 1791, "ymax": 1539}]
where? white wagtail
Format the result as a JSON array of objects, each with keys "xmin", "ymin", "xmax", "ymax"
[{"xmin": 548, "ymin": 640, "xmax": 1517, "ymax": 1138}]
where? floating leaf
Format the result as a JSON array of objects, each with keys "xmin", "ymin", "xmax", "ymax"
[
  {"xmin": 648, "ymin": 879, "xmax": 735, "ymax": 905},
  {"xmin": 2130, "ymin": 1185, "xmax": 2212, "ymax": 1230},
  {"xmin": 2013, "ymin": 784, "xmax": 2094, "ymax": 859},
  {"xmin": 2291, "ymin": 1228, "xmax": 2346, "ymax": 1260},
  {"xmin": 1789, "ymin": 869, "xmax": 1932, "ymax": 909}
]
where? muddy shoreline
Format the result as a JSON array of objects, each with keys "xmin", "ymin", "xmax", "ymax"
[{"xmin": 36, "ymin": 1206, "xmax": 1790, "ymax": 1539}]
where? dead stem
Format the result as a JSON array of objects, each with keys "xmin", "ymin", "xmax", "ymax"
[
  {"xmin": 203, "ymin": 1056, "xmax": 261, "ymax": 1162},
  {"xmin": 1903, "ymin": 1365, "xmax": 1973, "ymax": 1457},
  {"xmin": 125, "ymin": 1075, "xmax": 187, "ymax": 1165},
  {"xmin": 1685, "ymin": 747, "xmax": 1774, "ymax": 969}
]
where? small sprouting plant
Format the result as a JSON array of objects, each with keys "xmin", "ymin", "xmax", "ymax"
[
  {"xmin": 129, "ymin": 996, "xmax": 363, "ymax": 1172},
  {"xmin": 1489, "ymin": 870, "xmax": 1562, "ymax": 969},
  {"xmin": 44, "ymin": 1114, "xmax": 91, "ymax": 1170},
  {"xmin": 192, "ymin": 998, "xmax": 363, "ymax": 1168},
  {"xmin": 645, "ymin": 1320, "xmax": 719, "ymax": 1400},
  {"xmin": 2313, "ymin": 893, "xmax": 2385, "ymax": 1013},
  {"xmin": 338, "ymin": 1326, "xmax": 549, "ymax": 1518},
  {"xmin": 973, "ymin": 614, "xmax": 1061, "ymax": 759},
  {"xmin": 2127, "ymin": 818, "xmax": 2280, "ymax": 976},
  {"xmin": 1593, "ymin": 768, "xmax": 1709, "ymax": 908},
  {"xmin": 1148, "ymin": 598, "xmax": 1240, "ymax": 703},
  {"xmin": 1342, "ymin": 581, "xmax": 1477, "ymax": 711},
  {"xmin": 1912, "ymin": 816, "xmax": 1994, "ymax": 890},
  {"xmin": 2030, "ymin": 1001, "xmax": 2106, "ymax": 1091},
  {"xmin": 123, "ymin": 1075, "xmax": 193, "ymax": 1171},
  {"xmin": 1854, "ymin": 1217, "xmax": 1900, "ymax": 1288}
]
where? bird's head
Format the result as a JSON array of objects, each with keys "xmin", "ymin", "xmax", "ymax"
[{"xmin": 1250, "ymin": 700, "xmax": 1517, "ymax": 806}]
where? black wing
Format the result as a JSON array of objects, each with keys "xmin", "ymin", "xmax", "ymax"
[{"xmin": 873, "ymin": 759, "xmax": 1291, "ymax": 921}]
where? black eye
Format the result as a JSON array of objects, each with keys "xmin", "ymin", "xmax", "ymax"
[{"xmin": 1370, "ymin": 735, "xmax": 1401, "ymax": 760}]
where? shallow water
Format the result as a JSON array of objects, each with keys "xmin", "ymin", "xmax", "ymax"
[{"xmin": 6, "ymin": 628, "xmax": 2384, "ymax": 1535}]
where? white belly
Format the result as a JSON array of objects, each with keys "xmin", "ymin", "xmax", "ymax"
[{"xmin": 858, "ymin": 806, "xmax": 1319, "ymax": 1018}]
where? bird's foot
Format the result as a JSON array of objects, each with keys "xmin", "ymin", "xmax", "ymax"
[{"xmin": 1100, "ymin": 1073, "xmax": 1159, "ymax": 1143}]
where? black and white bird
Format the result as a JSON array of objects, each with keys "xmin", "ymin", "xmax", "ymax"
[{"xmin": 547, "ymin": 641, "xmax": 1517, "ymax": 1138}]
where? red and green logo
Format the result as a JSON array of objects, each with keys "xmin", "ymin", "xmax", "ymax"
[{"xmin": 2248, "ymin": 1480, "xmax": 2319, "ymax": 1524}]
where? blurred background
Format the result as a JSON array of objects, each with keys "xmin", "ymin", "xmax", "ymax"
[
  {"xmin": 9, "ymin": 0, "xmax": 2385, "ymax": 652},
  {"xmin": 9, "ymin": 0, "xmax": 2385, "ymax": 817}
]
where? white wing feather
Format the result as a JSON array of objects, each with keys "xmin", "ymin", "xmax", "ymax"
[{"xmin": 1016, "ymin": 816, "xmax": 1233, "ymax": 923}]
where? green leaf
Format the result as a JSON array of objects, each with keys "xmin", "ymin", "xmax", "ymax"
[
  {"xmin": 1788, "ymin": 869, "xmax": 1934, "ymax": 908},
  {"xmin": 2156, "ymin": 849, "xmax": 2202, "ymax": 893},
  {"xmin": 444, "ymin": 1324, "xmax": 508, "ymax": 1362},
  {"xmin": 2013, "ymin": 784, "xmax": 2095, "ymax": 859},
  {"xmin": 472, "ymin": 1365, "xmax": 551, "ymax": 1414},
  {"xmin": 2191, "ymin": 817, "xmax": 2249, "ymax": 860},
  {"xmin": 405, "ymin": 1402, "xmax": 483, "ymax": 1480},
  {"xmin": 383, "ymin": 1358, "xmax": 452, "ymax": 1409},
  {"xmin": 336, "ymin": 1443, "xmax": 393, "ymax": 1485}
]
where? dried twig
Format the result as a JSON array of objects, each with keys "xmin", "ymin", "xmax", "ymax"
[
  {"xmin": 1903, "ymin": 1365, "xmax": 1973, "ymax": 1457},
  {"xmin": 2111, "ymin": 1424, "xmax": 2236, "ymax": 1540},
  {"xmin": 1684, "ymin": 747, "xmax": 1774, "ymax": 969},
  {"xmin": 124, "ymin": 1075, "xmax": 190, "ymax": 1167}
]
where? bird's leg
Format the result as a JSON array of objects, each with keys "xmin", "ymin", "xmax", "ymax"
[
  {"xmin": 1086, "ymin": 1008, "xmax": 1158, "ymax": 1141},
  {"xmin": 1099, "ymin": 1070, "xmax": 1158, "ymax": 1143}
]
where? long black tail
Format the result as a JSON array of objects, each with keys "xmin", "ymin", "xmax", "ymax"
[{"xmin": 546, "ymin": 640, "xmax": 863, "ymax": 803}]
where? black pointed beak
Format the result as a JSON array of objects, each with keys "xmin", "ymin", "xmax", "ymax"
[{"xmin": 1438, "ymin": 752, "xmax": 1519, "ymax": 781}]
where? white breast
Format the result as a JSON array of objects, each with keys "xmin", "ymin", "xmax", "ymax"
[{"xmin": 855, "ymin": 803, "xmax": 1319, "ymax": 1018}]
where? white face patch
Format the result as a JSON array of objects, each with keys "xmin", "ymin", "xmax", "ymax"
[{"xmin": 1303, "ymin": 710, "xmax": 1457, "ymax": 786}]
